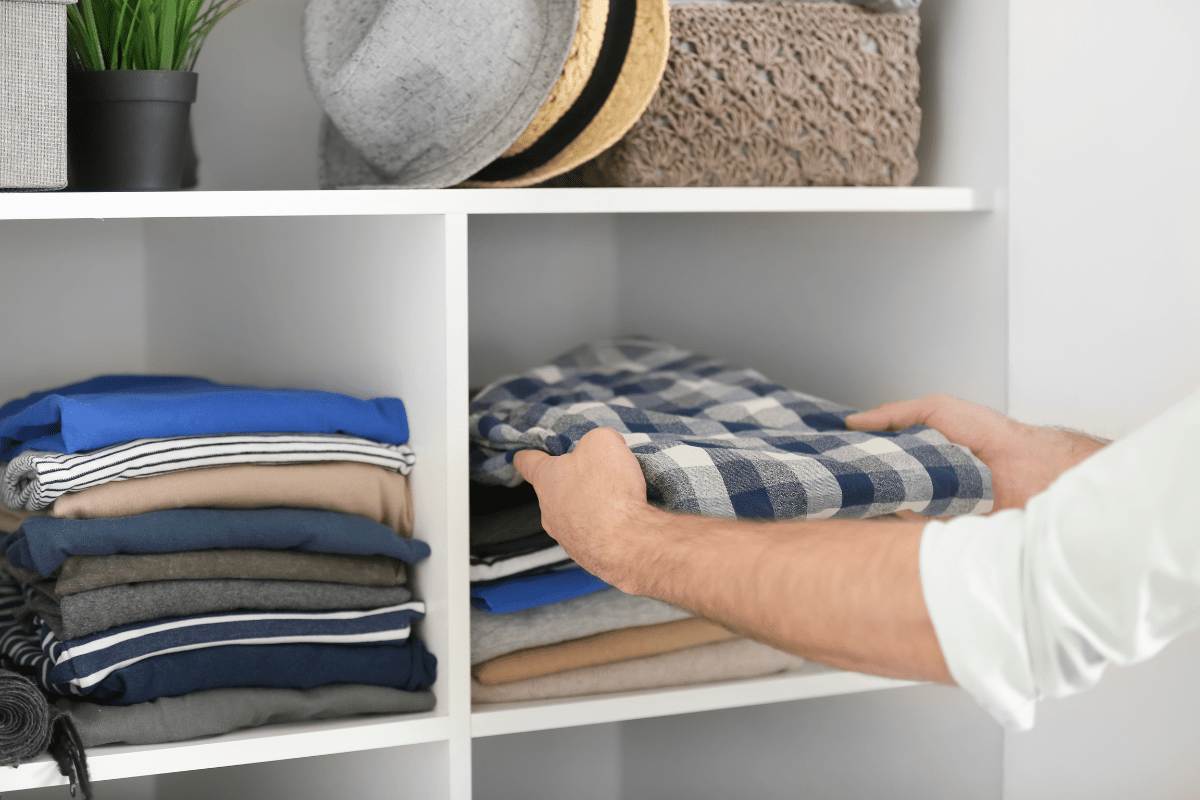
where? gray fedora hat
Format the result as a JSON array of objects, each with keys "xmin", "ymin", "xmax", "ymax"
[{"xmin": 304, "ymin": 0, "xmax": 580, "ymax": 189}]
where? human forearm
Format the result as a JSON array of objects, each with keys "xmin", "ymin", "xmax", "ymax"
[{"xmin": 598, "ymin": 503, "xmax": 951, "ymax": 682}]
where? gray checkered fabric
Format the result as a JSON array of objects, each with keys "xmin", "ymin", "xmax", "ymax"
[{"xmin": 470, "ymin": 339, "xmax": 992, "ymax": 520}]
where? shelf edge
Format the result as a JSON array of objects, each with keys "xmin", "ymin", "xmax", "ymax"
[
  {"xmin": 470, "ymin": 669, "xmax": 917, "ymax": 738},
  {"xmin": 0, "ymin": 187, "xmax": 994, "ymax": 221},
  {"xmin": 0, "ymin": 714, "xmax": 450, "ymax": 791}
]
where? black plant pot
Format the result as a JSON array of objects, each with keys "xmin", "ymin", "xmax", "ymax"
[{"xmin": 67, "ymin": 70, "xmax": 198, "ymax": 191}]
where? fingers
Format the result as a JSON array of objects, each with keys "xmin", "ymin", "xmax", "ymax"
[
  {"xmin": 513, "ymin": 449, "xmax": 551, "ymax": 484},
  {"xmin": 846, "ymin": 397, "xmax": 940, "ymax": 432}
]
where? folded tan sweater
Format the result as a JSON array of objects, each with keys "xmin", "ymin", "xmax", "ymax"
[
  {"xmin": 472, "ymin": 637, "xmax": 806, "ymax": 704},
  {"xmin": 473, "ymin": 617, "xmax": 736, "ymax": 686},
  {"xmin": 47, "ymin": 461, "xmax": 414, "ymax": 534}
]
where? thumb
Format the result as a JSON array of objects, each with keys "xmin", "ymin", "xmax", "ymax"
[{"xmin": 513, "ymin": 449, "xmax": 552, "ymax": 484}]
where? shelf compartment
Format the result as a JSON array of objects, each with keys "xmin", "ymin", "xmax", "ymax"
[
  {"xmin": 0, "ymin": 187, "xmax": 992, "ymax": 221},
  {"xmin": 0, "ymin": 711, "xmax": 449, "ymax": 792},
  {"xmin": 471, "ymin": 665, "xmax": 916, "ymax": 738}
]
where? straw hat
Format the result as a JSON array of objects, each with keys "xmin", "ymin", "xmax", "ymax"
[
  {"xmin": 463, "ymin": 0, "xmax": 670, "ymax": 188},
  {"xmin": 305, "ymin": 0, "xmax": 669, "ymax": 189},
  {"xmin": 304, "ymin": 0, "xmax": 579, "ymax": 189}
]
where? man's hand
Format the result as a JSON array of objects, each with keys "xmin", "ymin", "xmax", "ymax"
[
  {"xmin": 513, "ymin": 427, "xmax": 654, "ymax": 591},
  {"xmin": 846, "ymin": 393, "xmax": 1107, "ymax": 511}
]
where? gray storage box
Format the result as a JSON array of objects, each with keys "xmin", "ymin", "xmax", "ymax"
[{"xmin": 1, "ymin": 0, "xmax": 75, "ymax": 190}]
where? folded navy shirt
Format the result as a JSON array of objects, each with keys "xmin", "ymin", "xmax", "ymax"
[
  {"xmin": 0, "ymin": 375, "xmax": 409, "ymax": 460},
  {"xmin": 5, "ymin": 508, "xmax": 431, "ymax": 577},
  {"xmin": 470, "ymin": 567, "xmax": 609, "ymax": 614},
  {"xmin": 0, "ymin": 581, "xmax": 437, "ymax": 705},
  {"xmin": 82, "ymin": 638, "xmax": 437, "ymax": 705}
]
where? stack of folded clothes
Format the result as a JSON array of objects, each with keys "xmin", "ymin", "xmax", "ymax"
[
  {"xmin": 467, "ymin": 482, "xmax": 806, "ymax": 703},
  {"xmin": 466, "ymin": 338, "xmax": 993, "ymax": 704},
  {"xmin": 0, "ymin": 376, "xmax": 437, "ymax": 746}
]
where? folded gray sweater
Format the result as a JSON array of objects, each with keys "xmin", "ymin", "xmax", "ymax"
[
  {"xmin": 28, "ymin": 579, "xmax": 414, "ymax": 641},
  {"xmin": 472, "ymin": 586, "xmax": 692, "ymax": 664},
  {"xmin": 59, "ymin": 684, "xmax": 435, "ymax": 747}
]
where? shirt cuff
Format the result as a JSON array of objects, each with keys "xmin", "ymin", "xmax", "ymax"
[{"xmin": 920, "ymin": 511, "xmax": 1038, "ymax": 730}]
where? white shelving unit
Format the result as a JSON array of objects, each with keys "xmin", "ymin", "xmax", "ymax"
[
  {"xmin": 0, "ymin": 191, "xmax": 983, "ymax": 798},
  {"xmin": 1, "ymin": 0, "xmax": 1022, "ymax": 797}
]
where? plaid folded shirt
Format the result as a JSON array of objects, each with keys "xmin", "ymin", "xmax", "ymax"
[{"xmin": 470, "ymin": 339, "xmax": 993, "ymax": 520}]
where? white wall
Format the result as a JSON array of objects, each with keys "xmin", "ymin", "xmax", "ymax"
[
  {"xmin": 1008, "ymin": 0, "xmax": 1200, "ymax": 439},
  {"xmin": 190, "ymin": 0, "xmax": 321, "ymax": 190},
  {"xmin": 621, "ymin": 685, "xmax": 1002, "ymax": 800},
  {"xmin": 468, "ymin": 215, "xmax": 621, "ymax": 389},
  {"xmin": 472, "ymin": 724, "xmax": 622, "ymax": 800},
  {"xmin": 0, "ymin": 219, "xmax": 147, "ymax": 396},
  {"xmin": 1005, "ymin": 0, "xmax": 1200, "ymax": 796}
]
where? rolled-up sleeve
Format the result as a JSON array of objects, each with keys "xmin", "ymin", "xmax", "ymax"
[{"xmin": 919, "ymin": 389, "xmax": 1200, "ymax": 730}]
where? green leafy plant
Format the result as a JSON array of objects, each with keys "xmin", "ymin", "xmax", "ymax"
[{"xmin": 67, "ymin": 0, "xmax": 247, "ymax": 72}]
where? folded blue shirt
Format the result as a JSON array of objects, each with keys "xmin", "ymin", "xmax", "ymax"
[
  {"xmin": 470, "ymin": 567, "xmax": 610, "ymax": 613},
  {"xmin": 0, "ymin": 375, "xmax": 409, "ymax": 460},
  {"xmin": 5, "ymin": 508, "xmax": 431, "ymax": 577}
]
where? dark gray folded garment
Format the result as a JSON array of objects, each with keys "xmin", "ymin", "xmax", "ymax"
[
  {"xmin": 0, "ymin": 668, "xmax": 57, "ymax": 763},
  {"xmin": 58, "ymin": 684, "xmax": 436, "ymax": 747},
  {"xmin": 27, "ymin": 579, "xmax": 415, "ymax": 641},
  {"xmin": 0, "ymin": 668, "xmax": 92, "ymax": 798},
  {"xmin": 55, "ymin": 549, "xmax": 408, "ymax": 595},
  {"xmin": 470, "ymin": 502, "xmax": 546, "ymax": 548}
]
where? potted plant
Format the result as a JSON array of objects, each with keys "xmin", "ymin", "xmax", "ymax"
[{"xmin": 66, "ymin": 0, "xmax": 245, "ymax": 190}]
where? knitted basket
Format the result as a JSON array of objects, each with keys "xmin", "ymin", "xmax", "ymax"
[
  {"xmin": 573, "ymin": 2, "xmax": 921, "ymax": 187},
  {"xmin": 1, "ymin": 0, "xmax": 74, "ymax": 190}
]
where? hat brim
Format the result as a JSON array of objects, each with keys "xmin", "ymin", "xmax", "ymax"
[
  {"xmin": 308, "ymin": 0, "xmax": 580, "ymax": 189},
  {"xmin": 460, "ymin": 0, "xmax": 669, "ymax": 188}
]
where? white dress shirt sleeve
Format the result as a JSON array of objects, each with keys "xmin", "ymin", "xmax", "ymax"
[{"xmin": 919, "ymin": 388, "xmax": 1200, "ymax": 730}]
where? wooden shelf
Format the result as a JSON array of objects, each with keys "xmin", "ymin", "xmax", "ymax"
[
  {"xmin": 471, "ymin": 666, "xmax": 917, "ymax": 738},
  {"xmin": 0, "ymin": 712, "xmax": 449, "ymax": 792},
  {"xmin": 0, "ymin": 187, "xmax": 992, "ymax": 221}
]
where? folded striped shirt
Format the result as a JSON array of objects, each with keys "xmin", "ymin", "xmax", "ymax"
[
  {"xmin": 471, "ymin": 338, "xmax": 994, "ymax": 520},
  {"xmin": 0, "ymin": 579, "xmax": 431, "ymax": 701},
  {"xmin": 3, "ymin": 433, "xmax": 416, "ymax": 512},
  {"xmin": 470, "ymin": 545, "xmax": 574, "ymax": 583}
]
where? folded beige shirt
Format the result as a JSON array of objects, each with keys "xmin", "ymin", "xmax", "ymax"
[
  {"xmin": 45, "ymin": 461, "xmax": 414, "ymax": 534},
  {"xmin": 473, "ymin": 617, "xmax": 736, "ymax": 686},
  {"xmin": 54, "ymin": 549, "xmax": 408, "ymax": 595},
  {"xmin": 471, "ymin": 637, "xmax": 807, "ymax": 704}
]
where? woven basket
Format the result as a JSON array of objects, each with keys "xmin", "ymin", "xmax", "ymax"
[
  {"xmin": 573, "ymin": 2, "xmax": 921, "ymax": 187},
  {"xmin": 1, "ymin": 0, "xmax": 74, "ymax": 190}
]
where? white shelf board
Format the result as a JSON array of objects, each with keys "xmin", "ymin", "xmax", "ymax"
[
  {"xmin": 470, "ymin": 665, "xmax": 917, "ymax": 738},
  {"xmin": 0, "ymin": 711, "xmax": 448, "ymax": 792},
  {"xmin": 0, "ymin": 187, "xmax": 992, "ymax": 221}
]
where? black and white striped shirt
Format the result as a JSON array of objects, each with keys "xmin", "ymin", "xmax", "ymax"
[{"xmin": 3, "ymin": 433, "xmax": 415, "ymax": 512}]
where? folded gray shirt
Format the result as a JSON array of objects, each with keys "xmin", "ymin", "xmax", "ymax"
[
  {"xmin": 27, "ymin": 579, "xmax": 414, "ymax": 641},
  {"xmin": 472, "ymin": 586, "xmax": 692, "ymax": 664},
  {"xmin": 59, "ymin": 684, "xmax": 435, "ymax": 747}
]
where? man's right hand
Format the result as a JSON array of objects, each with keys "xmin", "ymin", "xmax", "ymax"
[{"xmin": 846, "ymin": 394, "xmax": 1108, "ymax": 511}]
